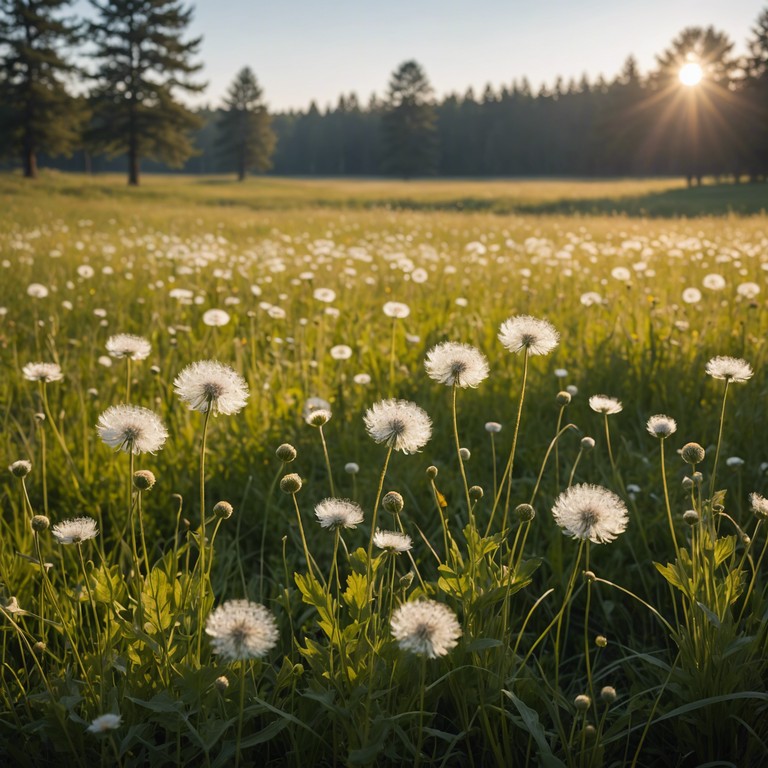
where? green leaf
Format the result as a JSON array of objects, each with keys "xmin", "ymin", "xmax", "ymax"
[
  {"xmin": 714, "ymin": 535, "xmax": 736, "ymax": 567},
  {"xmin": 503, "ymin": 691, "xmax": 567, "ymax": 768}
]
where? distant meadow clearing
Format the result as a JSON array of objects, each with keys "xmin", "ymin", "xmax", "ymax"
[{"xmin": 1, "ymin": 174, "xmax": 768, "ymax": 767}]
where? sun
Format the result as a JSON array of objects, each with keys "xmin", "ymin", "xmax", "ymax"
[{"xmin": 679, "ymin": 61, "xmax": 703, "ymax": 87}]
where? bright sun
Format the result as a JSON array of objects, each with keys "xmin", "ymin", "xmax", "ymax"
[{"xmin": 679, "ymin": 62, "xmax": 703, "ymax": 86}]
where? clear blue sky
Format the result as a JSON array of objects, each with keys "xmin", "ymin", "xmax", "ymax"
[{"xmin": 75, "ymin": 1, "xmax": 764, "ymax": 111}]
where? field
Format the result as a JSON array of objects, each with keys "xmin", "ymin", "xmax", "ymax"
[{"xmin": 1, "ymin": 172, "xmax": 768, "ymax": 767}]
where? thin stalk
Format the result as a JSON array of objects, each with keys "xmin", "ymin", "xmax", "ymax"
[
  {"xmin": 318, "ymin": 425, "xmax": 336, "ymax": 497},
  {"xmin": 235, "ymin": 661, "xmax": 247, "ymax": 768},
  {"xmin": 258, "ymin": 465, "xmax": 284, "ymax": 601},
  {"xmin": 197, "ymin": 407, "xmax": 213, "ymax": 661},
  {"xmin": 366, "ymin": 445, "xmax": 394, "ymax": 592},
  {"xmin": 708, "ymin": 379, "xmax": 730, "ymax": 503},
  {"xmin": 583, "ymin": 544, "xmax": 594, "ymax": 709},
  {"xmin": 40, "ymin": 422, "xmax": 48, "ymax": 516},
  {"xmin": 553, "ymin": 540, "xmax": 585, "ymax": 692},
  {"xmin": 451, "ymin": 385, "xmax": 473, "ymax": 522},
  {"xmin": 659, "ymin": 437, "xmax": 681, "ymax": 562},
  {"xmin": 388, "ymin": 318, "xmax": 397, "ymax": 396},
  {"xmin": 291, "ymin": 492, "xmax": 318, "ymax": 581},
  {"xmin": 414, "ymin": 656, "xmax": 427, "ymax": 768},
  {"xmin": 126, "ymin": 358, "xmax": 132, "ymax": 403}
]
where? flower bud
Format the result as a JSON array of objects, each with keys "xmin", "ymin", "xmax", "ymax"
[
  {"xmin": 681, "ymin": 442, "xmax": 705, "ymax": 465},
  {"xmin": 595, "ymin": 635, "xmax": 607, "ymax": 648},
  {"xmin": 214, "ymin": 676, "xmax": 229, "ymax": 692},
  {"xmin": 681, "ymin": 476, "xmax": 693, "ymax": 490},
  {"xmin": 213, "ymin": 501, "xmax": 233, "ymax": 519},
  {"xmin": 133, "ymin": 470, "xmax": 156, "ymax": 491},
  {"xmin": 9, "ymin": 460, "xmax": 32, "ymax": 478},
  {"xmin": 459, "ymin": 447, "xmax": 471, "ymax": 461},
  {"xmin": 399, "ymin": 571, "xmax": 414, "ymax": 591},
  {"xmin": 469, "ymin": 485, "xmax": 484, "ymax": 501},
  {"xmin": 515, "ymin": 503, "xmax": 535, "ymax": 522},
  {"xmin": 344, "ymin": 462, "xmax": 359, "ymax": 475},
  {"xmin": 556, "ymin": 390, "xmax": 572, "ymax": 406},
  {"xmin": 574, "ymin": 694, "xmax": 591, "ymax": 712},
  {"xmin": 683, "ymin": 509, "xmax": 699, "ymax": 526},
  {"xmin": 306, "ymin": 409, "xmax": 331, "ymax": 427},
  {"xmin": 280, "ymin": 473, "xmax": 302, "ymax": 494},
  {"xmin": 426, "ymin": 466, "xmax": 438, "ymax": 479},
  {"xmin": 31, "ymin": 515, "xmax": 50, "ymax": 532},
  {"xmin": 382, "ymin": 491, "xmax": 404, "ymax": 515},
  {"xmin": 276, "ymin": 443, "xmax": 297, "ymax": 463},
  {"xmin": 600, "ymin": 686, "xmax": 617, "ymax": 705},
  {"xmin": 484, "ymin": 421, "xmax": 502, "ymax": 433},
  {"xmin": 581, "ymin": 436, "xmax": 595, "ymax": 451}
]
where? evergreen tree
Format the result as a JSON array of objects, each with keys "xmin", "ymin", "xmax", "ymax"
[
  {"xmin": 745, "ymin": 7, "xmax": 768, "ymax": 179},
  {"xmin": 381, "ymin": 60, "xmax": 438, "ymax": 178},
  {"xmin": 217, "ymin": 66, "xmax": 275, "ymax": 181},
  {"xmin": 87, "ymin": 0, "xmax": 205, "ymax": 185},
  {"xmin": 0, "ymin": 0, "xmax": 86, "ymax": 177}
]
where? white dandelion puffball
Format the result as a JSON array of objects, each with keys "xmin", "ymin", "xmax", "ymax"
[
  {"xmin": 424, "ymin": 341, "xmax": 490, "ymax": 388},
  {"xmin": 682, "ymin": 287, "xmax": 702, "ymax": 304},
  {"xmin": 373, "ymin": 529, "xmax": 412, "ymax": 553},
  {"xmin": 391, "ymin": 600, "xmax": 462, "ymax": 658},
  {"xmin": 580, "ymin": 292, "xmax": 603, "ymax": 307},
  {"xmin": 646, "ymin": 414, "xmax": 677, "ymax": 439},
  {"xmin": 313, "ymin": 287, "xmax": 336, "ymax": 303},
  {"xmin": 106, "ymin": 333, "xmax": 151, "ymax": 361},
  {"xmin": 383, "ymin": 301, "xmax": 410, "ymax": 319},
  {"xmin": 551, "ymin": 483, "xmax": 628, "ymax": 544},
  {"xmin": 705, "ymin": 356, "xmax": 753, "ymax": 383},
  {"xmin": 205, "ymin": 599, "xmax": 279, "ymax": 661},
  {"xmin": 737, "ymin": 282, "xmax": 760, "ymax": 300},
  {"xmin": 97, "ymin": 405, "xmax": 168, "ymax": 454},
  {"xmin": 330, "ymin": 344, "xmax": 353, "ymax": 361},
  {"xmin": 702, "ymin": 273, "xmax": 726, "ymax": 291},
  {"xmin": 314, "ymin": 498, "xmax": 364, "ymax": 529},
  {"xmin": 202, "ymin": 309, "xmax": 231, "ymax": 327},
  {"xmin": 364, "ymin": 398, "xmax": 432, "ymax": 454},
  {"xmin": 498, "ymin": 315, "xmax": 559, "ymax": 356},
  {"xmin": 27, "ymin": 283, "xmax": 49, "ymax": 298},
  {"xmin": 22, "ymin": 362, "xmax": 64, "ymax": 383},
  {"xmin": 174, "ymin": 360, "xmax": 249, "ymax": 415},
  {"xmin": 750, "ymin": 492, "xmax": 768, "ymax": 519},
  {"xmin": 51, "ymin": 516, "xmax": 99, "ymax": 545},
  {"xmin": 589, "ymin": 395, "xmax": 623, "ymax": 415},
  {"xmin": 87, "ymin": 714, "xmax": 122, "ymax": 734},
  {"xmin": 485, "ymin": 421, "xmax": 502, "ymax": 433}
]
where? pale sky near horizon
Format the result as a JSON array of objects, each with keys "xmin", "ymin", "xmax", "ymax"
[{"xmin": 73, "ymin": 1, "xmax": 765, "ymax": 111}]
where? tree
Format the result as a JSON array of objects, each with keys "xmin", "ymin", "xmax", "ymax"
[
  {"xmin": 381, "ymin": 60, "xmax": 438, "ymax": 178},
  {"xmin": 87, "ymin": 0, "xmax": 205, "ymax": 186},
  {"xmin": 744, "ymin": 7, "xmax": 768, "ymax": 180},
  {"xmin": 217, "ymin": 67, "xmax": 275, "ymax": 180},
  {"xmin": 0, "ymin": 0, "xmax": 87, "ymax": 178}
]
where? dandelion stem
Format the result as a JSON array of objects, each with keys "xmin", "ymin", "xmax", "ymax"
[
  {"xmin": 366, "ymin": 445, "xmax": 393, "ymax": 590},
  {"xmin": 659, "ymin": 437, "xmax": 681, "ymax": 562},
  {"xmin": 235, "ymin": 660, "xmax": 247, "ymax": 768},
  {"xmin": 319, "ymin": 425, "xmax": 336, "ymax": 497},
  {"xmin": 709, "ymin": 379, "xmax": 730, "ymax": 504},
  {"xmin": 197, "ymin": 406, "xmax": 213, "ymax": 661}
]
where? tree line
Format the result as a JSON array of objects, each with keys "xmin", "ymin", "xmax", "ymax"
[{"xmin": 1, "ymin": 1, "xmax": 767, "ymax": 184}]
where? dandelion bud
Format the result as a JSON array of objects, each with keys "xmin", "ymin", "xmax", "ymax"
[
  {"xmin": 31, "ymin": 515, "xmax": 50, "ymax": 532},
  {"xmin": 600, "ymin": 686, "xmax": 617, "ymax": 705},
  {"xmin": 683, "ymin": 509, "xmax": 699, "ymax": 526},
  {"xmin": 133, "ymin": 470, "xmax": 156, "ymax": 491},
  {"xmin": 692, "ymin": 471, "xmax": 703, "ymax": 485},
  {"xmin": 34, "ymin": 412, "xmax": 45, "ymax": 423},
  {"xmin": 556, "ymin": 390, "xmax": 571, "ymax": 406},
  {"xmin": 213, "ymin": 501, "xmax": 233, "ymax": 519},
  {"xmin": 469, "ymin": 485, "xmax": 484, "ymax": 501},
  {"xmin": 584, "ymin": 724, "xmax": 596, "ymax": 739},
  {"xmin": 214, "ymin": 675, "xmax": 229, "ymax": 692},
  {"xmin": 382, "ymin": 491, "xmax": 404, "ymax": 514},
  {"xmin": 344, "ymin": 462, "xmax": 359, "ymax": 475},
  {"xmin": 426, "ymin": 465, "xmax": 438, "ymax": 479},
  {"xmin": 742, "ymin": 534, "xmax": 751, "ymax": 546},
  {"xmin": 584, "ymin": 570, "xmax": 596, "ymax": 583},
  {"xmin": 681, "ymin": 476, "xmax": 693, "ymax": 490},
  {"xmin": 275, "ymin": 443, "xmax": 297, "ymax": 463},
  {"xmin": 581, "ymin": 436, "xmax": 595, "ymax": 451},
  {"xmin": 280, "ymin": 473, "xmax": 302, "ymax": 494},
  {"xmin": 515, "ymin": 503, "xmax": 535, "ymax": 522},
  {"xmin": 292, "ymin": 663, "xmax": 304, "ymax": 677},
  {"xmin": 150, "ymin": 365, "xmax": 160, "ymax": 376},
  {"xmin": 33, "ymin": 641, "xmax": 46, "ymax": 654},
  {"xmin": 399, "ymin": 571, "xmax": 414, "ymax": 591},
  {"xmin": 306, "ymin": 409, "xmax": 331, "ymax": 427},
  {"xmin": 595, "ymin": 635, "xmax": 608, "ymax": 648},
  {"xmin": 574, "ymin": 694, "xmax": 591, "ymax": 712},
  {"xmin": 459, "ymin": 447, "xmax": 471, "ymax": 461},
  {"xmin": 9, "ymin": 460, "xmax": 32, "ymax": 478},
  {"xmin": 681, "ymin": 442, "xmax": 705, "ymax": 465}
]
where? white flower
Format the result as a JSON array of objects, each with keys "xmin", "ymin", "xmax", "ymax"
[
  {"xmin": 589, "ymin": 395, "xmax": 623, "ymax": 415},
  {"xmin": 702, "ymin": 273, "xmax": 726, "ymax": 291},
  {"xmin": 313, "ymin": 288, "xmax": 336, "ymax": 303},
  {"xmin": 87, "ymin": 713, "xmax": 122, "ymax": 734},
  {"xmin": 202, "ymin": 309, "xmax": 231, "ymax": 327},
  {"xmin": 705, "ymin": 356, "xmax": 753, "ymax": 383},
  {"xmin": 383, "ymin": 301, "xmax": 410, "ymax": 319},
  {"xmin": 22, "ymin": 362, "xmax": 63, "ymax": 383},
  {"xmin": 498, "ymin": 315, "xmax": 559, "ymax": 356},
  {"xmin": 174, "ymin": 360, "xmax": 249, "ymax": 415},
  {"xmin": 424, "ymin": 341, "xmax": 489, "ymax": 388},
  {"xmin": 314, "ymin": 498, "xmax": 364, "ymax": 529},
  {"xmin": 580, "ymin": 292, "xmax": 602, "ymax": 307},
  {"xmin": 391, "ymin": 600, "xmax": 462, "ymax": 658},
  {"xmin": 646, "ymin": 414, "xmax": 677, "ymax": 439},
  {"xmin": 364, "ymin": 399, "xmax": 432, "ymax": 454},
  {"xmin": 51, "ymin": 517, "xmax": 99, "ymax": 545},
  {"xmin": 551, "ymin": 483, "xmax": 628, "ymax": 544},
  {"xmin": 205, "ymin": 599, "xmax": 279, "ymax": 661},
  {"xmin": 97, "ymin": 405, "xmax": 168, "ymax": 454},
  {"xmin": 303, "ymin": 397, "xmax": 331, "ymax": 422},
  {"xmin": 330, "ymin": 344, "xmax": 353, "ymax": 360},
  {"xmin": 737, "ymin": 282, "xmax": 760, "ymax": 299},
  {"xmin": 373, "ymin": 529, "xmax": 412, "ymax": 553},
  {"xmin": 27, "ymin": 283, "xmax": 49, "ymax": 298},
  {"xmin": 726, "ymin": 456, "xmax": 745, "ymax": 467},
  {"xmin": 750, "ymin": 492, "xmax": 768, "ymax": 519},
  {"xmin": 485, "ymin": 421, "xmax": 502, "ymax": 433},
  {"xmin": 682, "ymin": 287, "xmax": 702, "ymax": 304},
  {"xmin": 353, "ymin": 373, "xmax": 371, "ymax": 385},
  {"xmin": 106, "ymin": 333, "xmax": 151, "ymax": 361}
]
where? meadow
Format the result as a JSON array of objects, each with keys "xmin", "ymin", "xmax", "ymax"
[{"xmin": 1, "ymin": 172, "xmax": 768, "ymax": 767}]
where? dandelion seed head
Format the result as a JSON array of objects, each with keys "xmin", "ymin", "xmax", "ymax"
[
  {"xmin": 424, "ymin": 341, "xmax": 489, "ymax": 388},
  {"xmin": 97, "ymin": 405, "xmax": 168, "ymax": 454},
  {"xmin": 106, "ymin": 333, "xmax": 151, "ymax": 361},
  {"xmin": 705, "ymin": 356, "xmax": 753, "ymax": 383},
  {"xmin": 314, "ymin": 498, "xmax": 364, "ymax": 529},
  {"xmin": 646, "ymin": 414, "xmax": 677, "ymax": 439},
  {"xmin": 498, "ymin": 315, "xmax": 559, "ymax": 356},
  {"xmin": 202, "ymin": 309, "xmax": 231, "ymax": 327},
  {"xmin": 86, "ymin": 714, "xmax": 122, "ymax": 734},
  {"xmin": 330, "ymin": 344, "xmax": 352, "ymax": 361},
  {"xmin": 174, "ymin": 360, "xmax": 249, "ymax": 415},
  {"xmin": 363, "ymin": 399, "xmax": 432, "ymax": 454},
  {"xmin": 344, "ymin": 462, "xmax": 359, "ymax": 475},
  {"xmin": 205, "ymin": 600, "xmax": 278, "ymax": 661},
  {"xmin": 373, "ymin": 529, "xmax": 412, "ymax": 553},
  {"xmin": 726, "ymin": 456, "xmax": 745, "ymax": 467},
  {"xmin": 589, "ymin": 395, "xmax": 623, "ymax": 415},
  {"xmin": 313, "ymin": 288, "xmax": 336, "ymax": 303},
  {"xmin": 750, "ymin": 492, "xmax": 768, "ymax": 520},
  {"xmin": 51, "ymin": 516, "xmax": 99, "ymax": 545},
  {"xmin": 391, "ymin": 600, "xmax": 462, "ymax": 658},
  {"xmin": 22, "ymin": 362, "xmax": 63, "ymax": 383},
  {"xmin": 306, "ymin": 409, "xmax": 331, "ymax": 427},
  {"xmin": 9, "ymin": 460, "xmax": 32, "ymax": 478},
  {"xmin": 27, "ymin": 283, "xmax": 49, "ymax": 298},
  {"xmin": 302, "ymin": 397, "xmax": 331, "ymax": 422},
  {"xmin": 383, "ymin": 301, "xmax": 410, "ymax": 319},
  {"xmin": 485, "ymin": 421, "xmax": 502, "ymax": 433},
  {"xmin": 551, "ymin": 483, "xmax": 628, "ymax": 544}
]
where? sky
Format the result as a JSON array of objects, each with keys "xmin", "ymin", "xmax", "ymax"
[{"xmin": 74, "ymin": 1, "xmax": 765, "ymax": 111}]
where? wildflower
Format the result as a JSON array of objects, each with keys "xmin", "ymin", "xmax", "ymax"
[
  {"xmin": 589, "ymin": 395, "xmax": 623, "ymax": 415},
  {"xmin": 383, "ymin": 301, "xmax": 410, "ymax": 319},
  {"xmin": 551, "ymin": 484, "xmax": 628, "ymax": 544},
  {"xmin": 726, "ymin": 456, "xmax": 745, "ymax": 467},
  {"xmin": 132, "ymin": 470, "xmax": 156, "ymax": 491},
  {"xmin": 681, "ymin": 442, "xmax": 705, "ymax": 464},
  {"xmin": 600, "ymin": 686, "xmax": 617, "ymax": 705},
  {"xmin": 276, "ymin": 443, "xmax": 297, "ymax": 462},
  {"xmin": 280, "ymin": 473, "xmax": 302, "ymax": 494},
  {"xmin": 86, "ymin": 714, "xmax": 122, "ymax": 734},
  {"xmin": 515, "ymin": 503, "xmax": 535, "ymax": 522},
  {"xmin": 27, "ymin": 283, "xmax": 49, "ymax": 298},
  {"xmin": 306, "ymin": 409, "xmax": 331, "ymax": 427},
  {"xmin": 737, "ymin": 282, "xmax": 760, "ymax": 299},
  {"xmin": 330, "ymin": 344, "xmax": 352, "ymax": 360},
  {"xmin": 214, "ymin": 675, "xmax": 229, "ymax": 692},
  {"xmin": 363, "ymin": 399, "xmax": 432, "ymax": 454},
  {"xmin": 353, "ymin": 373, "xmax": 371, "ymax": 385},
  {"xmin": 469, "ymin": 485, "xmax": 483, "ymax": 501},
  {"xmin": 382, "ymin": 491, "xmax": 404, "ymax": 514},
  {"xmin": 574, "ymin": 694, "xmax": 592, "ymax": 712},
  {"xmin": 97, "ymin": 405, "xmax": 168, "ymax": 454},
  {"xmin": 51, "ymin": 517, "xmax": 99, "ymax": 545},
  {"xmin": 646, "ymin": 414, "xmax": 677, "ymax": 438},
  {"xmin": 557, "ymin": 391, "xmax": 571, "ymax": 405},
  {"xmin": 9, "ymin": 460, "xmax": 32, "ymax": 478},
  {"xmin": 205, "ymin": 599, "xmax": 279, "ymax": 661},
  {"xmin": 302, "ymin": 397, "xmax": 331, "ymax": 422},
  {"xmin": 391, "ymin": 600, "xmax": 462, "ymax": 658},
  {"xmin": 31, "ymin": 515, "xmax": 50, "ymax": 532},
  {"xmin": 202, "ymin": 309, "xmax": 231, "ymax": 327},
  {"xmin": 314, "ymin": 498, "xmax": 364, "ymax": 529},
  {"xmin": 344, "ymin": 462, "xmax": 359, "ymax": 474},
  {"xmin": 580, "ymin": 292, "xmax": 602, "ymax": 307},
  {"xmin": 106, "ymin": 333, "xmax": 151, "ymax": 360},
  {"xmin": 424, "ymin": 341, "xmax": 489, "ymax": 388},
  {"xmin": 213, "ymin": 501, "xmax": 234, "ymax": 519},
  {"xmin": 682, "ymin": 287, "xmax": 702, "ymax": 304},
  {"xmin": 705, "ymin": 356, "xmax": 753, "ymax": 383},
  {"xmin": 459, "ymin": 447, "xmax": 471, "ymax": 461},
  {"xmin": 702, "ymin": 273, "xmax": 726, "ymax": 290},
  {"xmin": 485, "ymin": 421, "xmax": 502, "ymax": 433},
  {"xmin": 750, "ymin": 492, "xmax": 768, "ymax": 520},
  {"xmin": 373, "ymin": 529, "xmax": 412, "ymax": 553},
  {"xmin": 313, "ymin": 288, "xmax": 336, "ymax": 303},
  {"xmin": 173, "ymin": 360, "xmax": 249, "ymax": 415},
  {"xmin": 555, "ymin": 368, "xmax": 568, "ymax": 378},
  {"xmin": 22, "ymin": 362, "xmax": 63, "ymax": 383},
  {"xmin": 498, "ymin": 315, "xmax": 559, "ymax": 356}
]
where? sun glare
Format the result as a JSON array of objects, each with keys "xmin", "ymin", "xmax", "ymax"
[{"xmin": 679, "ymin": 61, "xmax": 703, "ymax": 87}]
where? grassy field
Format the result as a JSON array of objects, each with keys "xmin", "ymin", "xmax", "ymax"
[{"xmin": 1, "ymin": 172, "xmax": 768, "ymax": 767}]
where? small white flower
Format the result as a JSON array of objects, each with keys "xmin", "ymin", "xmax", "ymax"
[
  {"xmin": 330, "ymin": 344, "xmax": 352, "ymax": 361},
  {"xmin": 174, "ymin": 360, "xmax": 249, "ymax": 415},
  {"xmin": 726, "ymin": 456, "xmax": 745, "ymax": 467},
  {"xmin": 22, "ymin": 362, "xmax": 63, "ymax": 383},
  {"xmin": 313, "ymin": 288, "xmax": 336, "ymax": 303},
  {"xmin": 383, "ymin": 301, "xmax": 410, "ymax": 319},
  {"xmin": 702, "ymin": 273, "xmax": 726, "ymax": 291},
  {"xmin": 373, "ymin": 529, "xmax": 412, "ymax": 553},
  {"xmin": 27, "ymin": 283, "xmax": 49, "ymax": 298},
  {"xmin": 589, "ymin": 395, "xmax": 623, "ymax": 415},
  {"xmin": 364, "ymin": 399, "xmax": 432, "ymax": 454},
  {"xmin": 551, "ymin": 484, "xmax": 628, "ymax": 544},
  {"xmin": 314, "ymin": 498, "xmax": 364, "ymax": 529},
  {"xmin": 344, "ymin": 462, "xmax": 359, "ymax": 474},
  {"xmin": 682, "ymin": 287, "xmax": 702, "ymax": 304},
  {"xmin": 750, "ymin": 492, "xmax": 768, "ymax": 519},
  {"xmin": 353, "ymin": 373, "xmax": 371, "ymax": 385},
  {"xmin": 424, "ymin": 341, "xmax": 489, "ymax": 388},
  {"xmin": 391, "ymin": 600, "xmax": 462, "ymax": 658},
  {"xmin": 205, "ymin": 599, "xmax": 279, "ymax": 661},
  {"xmin": 87, "ymin": 713, "xmax": 122, "ymax": 734},
  {"xmin": 51, "ymin": 517, "xmax": 99, "ymax": 545},
  {"xmin": 498, "ymin": 315, "xmax": 559, "ymax": 356},
  {"xmin": 202, "ymin": 309, "xmax": 231, "ymax": 327},
  {"xmin": 97, "ymin": 405, "xmax": 168, "ymax": 454},
  {"xmin": 106, "ymin": 333, "xmax": 151, "ymax": 361},
  {"xmin": 646, "ymin": 414, "xmax": 677, "ymax": 439},
  {"xmin": 705, "ymin": 356, "xmax": 753, "ymax": 383},
  {"xmin": 484, "ymin": 421, "xmax": 502, "ymax": 433}
]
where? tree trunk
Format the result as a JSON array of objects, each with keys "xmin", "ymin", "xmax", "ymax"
[
  {"xmin": 23, "ymin": 146, "xmax": 37, "ymax": 179},
  {"xmin": 128, "ymin": 137, "xmax": 139, "ymax": 186}
]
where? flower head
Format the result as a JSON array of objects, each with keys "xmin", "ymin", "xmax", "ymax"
[
  {"xmin": 97, "ymin": 405, "xmax": 168, "ymax": 454},
  {"xmin": 9, "ymin": 460, "xmax": 32, "ymax": 478},
  {"xmin": 22, "ymin": 362, "xmax": 63, "ymax": 383},
  {"xmin": 551, "ymin": 483, "xmax": 628, "ymax": 544},
  {"xmin": 589, "ymin": 395, "xmax": 623, "ymax": 415},
  {"xmin": 750, "ymin": 492, "xmax": 768, "ymax": 520},
  {"xmin": 391, "ymin": 600, "xmax": 462, "ymax": 658},
  {"xmin": 646, "ymin": 414, "xmax": 677, "ymax": 439},
  {"xmin": 51, "ymin": 517, "xmax": 99, "ymax": 545},
  {"xmin": 205, "ymin": 599, "xmax": 279, "ymax": 661},
  {"xmin": 383, "ymin": 301, "xmax": 410, "ymax": 319},
  {"xmin": 314, "ymin": 498, "xmax": 364, "ymax": 530},
  {"xmin": 424, "ymin": 341, "xmax": 489, "ymax": 388},
  {"xmin": 174, "ymin": 360, "xmax": 249, "ymax": 415},
  {"xmin": 705, "ymin": 356, "xmax": 753, "ymax": 383},
  {"xmin": 106, "ymin": 334, "xmax": 151, "ymax": 361},
  {"xmin": 373, "ymin": 529, "xmax": 412, "ymax": 553},
  {"xmin": 87, "ymin": 714, "xmax": 122, "ymax": 734},
  {"xmin": 498, "ymin": 315, "xmax": 559, "ymax": 356},
  {"xmin": 202, "ymin": 309, "xmax": 231, "ymax": 327},
  {"xmin": 364, "ymin": 399, "xmax": 432, "ymax": 454}
]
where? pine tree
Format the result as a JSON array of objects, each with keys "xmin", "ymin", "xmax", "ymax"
[
  {"xmin": 87, "ymin": 0, "xmax": 205, "ymax": 186},
  {"xmin": 381, "ymin": 60, "xmax": 438, "ymax": 178},
  {"xmin": 217, "ymin": 67, "xmax": 275, "ymax": 181},
  {"xmin": 0, "ymin": 0, "xmax": 87, "ymax": 178},
  {"xmin": 745, "ymin": 7, "xmax": 768, "ymax": 180}
]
